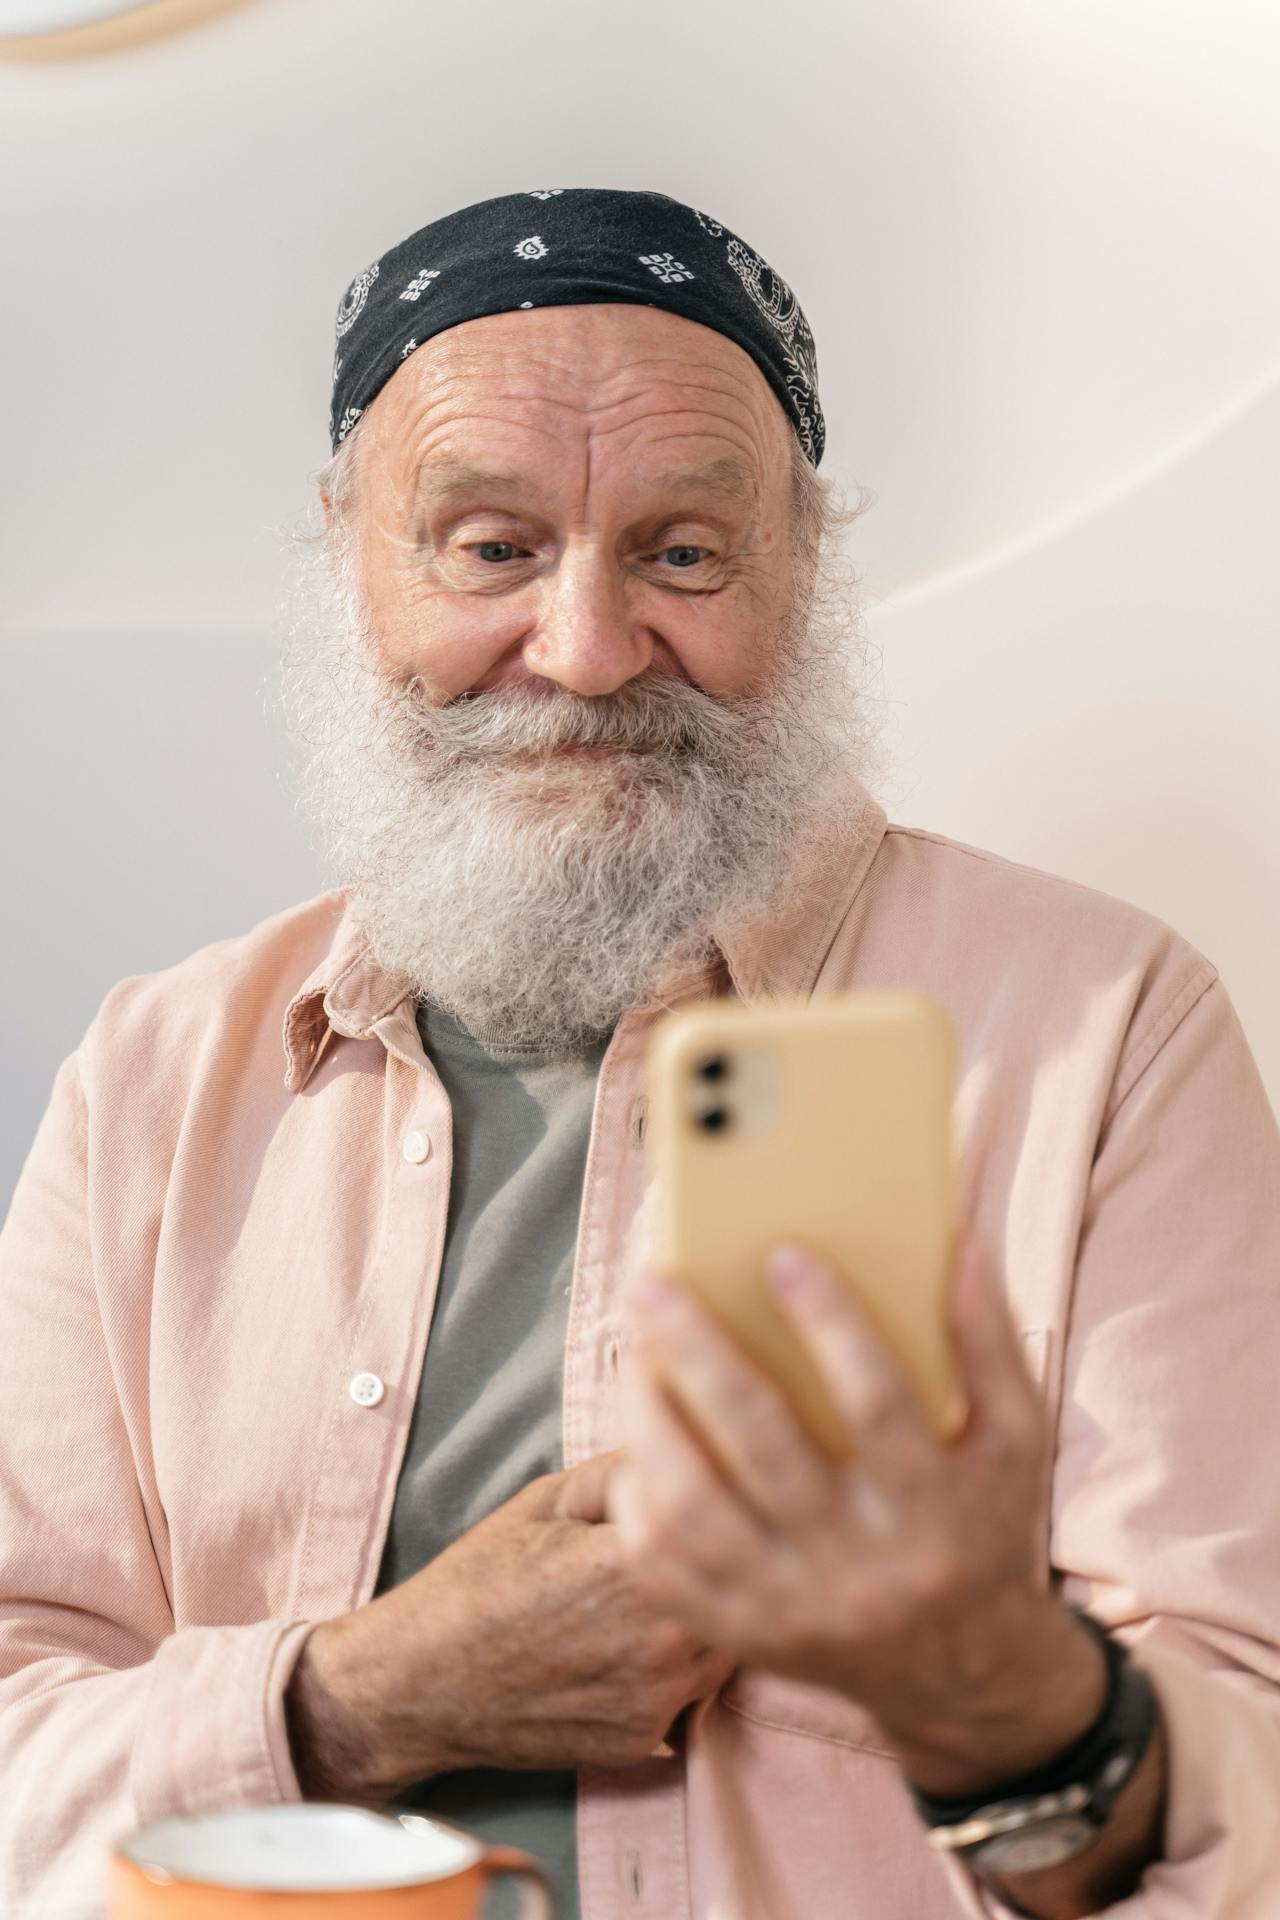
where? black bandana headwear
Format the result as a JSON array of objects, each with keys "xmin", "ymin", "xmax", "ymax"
[{"xmin": 328, "ymin": 187, "xmax": 824, "ymax": 466}]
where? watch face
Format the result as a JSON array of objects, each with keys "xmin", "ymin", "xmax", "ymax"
[{"xmin": 973, "ymin": 1814, "xmax": 1097, "ymax": 1875}]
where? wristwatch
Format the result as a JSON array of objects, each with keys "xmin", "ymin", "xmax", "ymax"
[{"xmin": 907, "ymin": 1609, "xmax": 1158, "ymax": 1877}]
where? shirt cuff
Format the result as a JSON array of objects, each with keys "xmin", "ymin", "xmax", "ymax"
[{"xmin": 132, "ymin": 1617, "xmax": 318, "ymax": 1824}]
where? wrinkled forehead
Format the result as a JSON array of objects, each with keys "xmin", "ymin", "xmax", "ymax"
[{"xmin": 357, "ymin": 303, "xmax": 795, "ymax": 494}]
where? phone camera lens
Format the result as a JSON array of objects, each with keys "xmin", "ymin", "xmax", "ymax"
[
  {"xmin": 697, "ymin": 1054, "xmax": 730, "ymax": 1082},
  {"xmin": 698, "ymin": 1106, "xmax": 731, "ymax": 1132}
]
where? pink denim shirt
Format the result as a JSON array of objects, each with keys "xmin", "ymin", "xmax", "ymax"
[{"xmin": 4, "ymin": 783, "xmax": 1280, "ymax": 1919}]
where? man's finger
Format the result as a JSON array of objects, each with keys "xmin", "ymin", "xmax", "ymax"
[
  {"xmin": 616, "ymin": 1359, "xmax": 767, "ymax": 1577},
  {"xmin": 948, "ymin": 1230, "xmax": 1039, "ymax": 1435},
  {"xmin": 764, "ymin": 1245, "xmax": 936, "ymax": 1481},
  {"xmin": 630, "ymin": 1273, "xmax": 839, "ymax": 1530}
]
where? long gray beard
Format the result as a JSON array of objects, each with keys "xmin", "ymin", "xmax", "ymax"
[{"xmin": 273, "ymin": 521, "xmax": 883, "ymax": 1052}]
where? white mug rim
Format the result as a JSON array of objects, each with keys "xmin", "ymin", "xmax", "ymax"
[{"xmin": 116, "ymin": 1803, "xmax": 485, "ymax": 1893}]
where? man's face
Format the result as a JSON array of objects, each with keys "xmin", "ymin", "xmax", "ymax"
[
  {"xmin": 282, "ymin": 302, "xmax": 867, "ymax": 1050},
  {"xmin": 338, "ymin": 302, "xmax": 799, "ymax": 706}
]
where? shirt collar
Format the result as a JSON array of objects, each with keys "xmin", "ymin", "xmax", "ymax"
[
  {"xmin": 282, "ymin": 908, "xmax": 419, "ymax": 1093},
  {"xmin": 282, "ymin": 773, "xmax": 887, "ymax": 1092}
]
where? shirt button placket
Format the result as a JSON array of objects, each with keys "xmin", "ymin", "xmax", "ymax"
[{"xmin": 353, "ymin": 1129, "xmax": 432, "ymax": 1415}]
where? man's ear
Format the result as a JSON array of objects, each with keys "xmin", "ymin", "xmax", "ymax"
[{"xmin": 319, "ymin": 487, "xmax": 334, "ymax": 531}]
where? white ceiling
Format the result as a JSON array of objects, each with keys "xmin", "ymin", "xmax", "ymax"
[{"xmin": 2, "ymin": 0, "xmax": 1277, "ymax": 632}]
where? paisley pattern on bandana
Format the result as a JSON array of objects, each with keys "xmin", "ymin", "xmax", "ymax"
[
  {"xmin": 327, "ymin": 189, "xmax": 824, "ymax": 464},
  {"xmin": 334, "ymin": 263, "xmax": 379, "ymax": 339},
  {"xmin": 724, "ymin": 240, "xmax": 817, "ymax": 390},
  {"xmin": 722, "ymin": 237, "xmax": 821, "ymax": 461}
]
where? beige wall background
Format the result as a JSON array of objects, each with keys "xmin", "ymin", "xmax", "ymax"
[{"xmin": 2, "ymin": 0, "xmax": 1277, "ymax": 1209}]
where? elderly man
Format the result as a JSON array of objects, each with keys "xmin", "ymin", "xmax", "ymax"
[{"xmin": 1, "ymin": 187, "xmax": 1278, "ymax": 1920}]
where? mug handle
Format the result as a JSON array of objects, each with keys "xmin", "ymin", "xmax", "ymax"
[{"xmin": 477, "ymin": 1843, "xmax": 556, "ymax": 1917}]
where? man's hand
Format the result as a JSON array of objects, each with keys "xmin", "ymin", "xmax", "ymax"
[
  {"xmin": 605, "ymin": 1230, "xmax": 1108, "ymax": 1795},
  {"xmin": 285, "ymin": 1451, "xmax": 738, "ymax": 1804}
]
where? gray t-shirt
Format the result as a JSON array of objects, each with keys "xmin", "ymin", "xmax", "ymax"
[{"xmin": 373, "ymin": 999, "xmax": 611, "ymax": 1920}]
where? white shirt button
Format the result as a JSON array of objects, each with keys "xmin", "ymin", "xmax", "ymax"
[
  {"xmin": 402, "ymin": 1129, "xmax": 432, "ymax": 1163},
  {"xmin": 349, "ymin": 1371, "xmax": 385, "ymax": 1407}
]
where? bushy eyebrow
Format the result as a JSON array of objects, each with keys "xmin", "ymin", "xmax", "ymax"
[
  {"xmin": 414, "ymin": 461, "xmax": 525, "ymax": 505},
  {"xmin": 413, "ymin": 454, "xmax": 760, "ymax": 512},
  {"xmin": 647, "ymin": 456, "xmax": 761, "ymax": 509}
]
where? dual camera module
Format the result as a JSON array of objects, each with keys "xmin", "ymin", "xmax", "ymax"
[{"xmin": 693, "ymin": 1053, "xmax": 732, "ymax": 1132}]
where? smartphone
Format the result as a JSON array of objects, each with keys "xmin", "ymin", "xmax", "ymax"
[{"xmin": 644, "ymin": 990, "xmax": 966, "ymax": 1463}]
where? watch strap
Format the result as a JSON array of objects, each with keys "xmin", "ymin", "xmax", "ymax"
[{"xmin": 908, "ymin": 1609, "xmax": 1157, "ymax": 1851}]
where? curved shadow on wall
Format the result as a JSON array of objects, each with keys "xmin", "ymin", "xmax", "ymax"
[
  {"xmin": 0, "ymin": 0, "xmax": 261, "ymax": 60},
  {"xmin": 879, "ymin": 362, "xmax": 1280, "ymax": 614}
]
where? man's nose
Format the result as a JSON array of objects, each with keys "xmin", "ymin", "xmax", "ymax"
[{"xmin": 522, "ymin": 537, "xmax": 654, "ymax": 696}]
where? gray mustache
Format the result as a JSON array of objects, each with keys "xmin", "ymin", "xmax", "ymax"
[{"xmin": 402, "ymin": 674, "xmax": 757, "ymax": 759}]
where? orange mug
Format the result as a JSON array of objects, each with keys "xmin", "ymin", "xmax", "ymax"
[{"xmin": 109, "ymin": 1803, "xmax": 554, "ymax": 1917}]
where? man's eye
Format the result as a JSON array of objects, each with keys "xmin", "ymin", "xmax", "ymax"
[
  {"xmin": 470, "ymin": 541, "xmax": 525, "ymax": 564},
  {"xmin": 659, "ymin": 545, "xmax": 708, "ymax": 569}
]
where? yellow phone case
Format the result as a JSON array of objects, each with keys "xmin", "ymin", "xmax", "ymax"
[{"xmin": 644, "ymin": 990, "xmax": 966, "ymax": 1462}]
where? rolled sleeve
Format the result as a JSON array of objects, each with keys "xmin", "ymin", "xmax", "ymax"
[{"xmin": 947, "ymin": 975, "xmax": 1280, "ymax": 1917}]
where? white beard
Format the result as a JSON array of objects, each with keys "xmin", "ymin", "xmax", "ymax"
[{"xmin": 273, "ymin": 515, "xmax": 884, "ymax": 1052}]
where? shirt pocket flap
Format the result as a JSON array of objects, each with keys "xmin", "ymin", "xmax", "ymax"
[{"xmin": 718, "ymin": 1665, "xmax": 895, "ymax": 1755}]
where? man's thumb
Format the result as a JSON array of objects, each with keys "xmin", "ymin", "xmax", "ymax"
[{"xmin": 550, "ymin": 1448, "xmax": 627, "ymax": 1523}]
